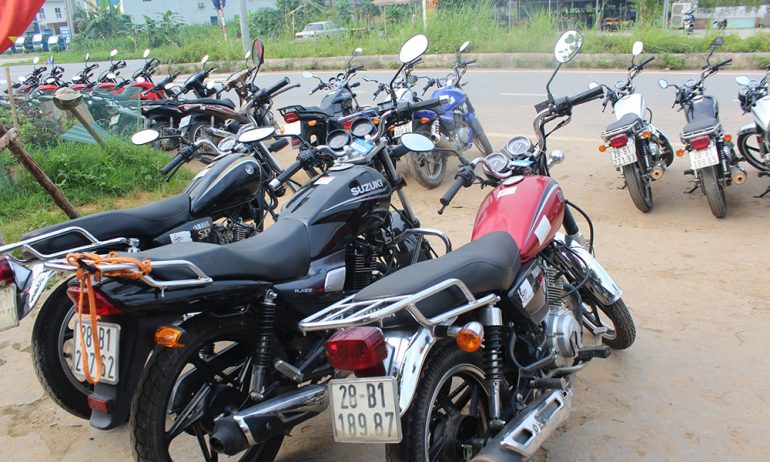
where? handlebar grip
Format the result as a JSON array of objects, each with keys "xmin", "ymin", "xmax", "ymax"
[
  {"xmin": 350, "ymin": 82, "xmax": 360, "ymax": 88},
  {"xmin": 639, "ymin": 56, "xmax": 655, "ymax": 67},
  {"xmin": 350, "ymin": 65, "xmax": 365, "ymax": 72},
  {"xmin": 440, "ymin": 176, "xmax": 465, "ymax": 207},
  {"xmin": 409, "ymin": 97, "xmax": 444, "ymax": 112},
  {"xmin": 265, "ymin": 77, "xmax": 290, "ymax": 96},
  {"xmin": 463, "ymin": 59, "xmax": 478, "ymax": 66},
  {"xmin": 390, "ymin": 143, "xmax": 410, "ymax": 158},
  {"xmin": 160, "ymin": 153, "xmax": 185, "ymax": 176},
  {"xmin": 716, "ymin": 58, "xmax": 733, "ymax": 68},
  {"xmin": 567, "ymin": 86, "xmax": 605, "ymax": 107},
  {"xmin": 268, "ymin": 138, "xmax": 289, "ymax": 153},
  {"xmin": 270, "ymin": 159, "xmax": 303, "ymax": 190}
]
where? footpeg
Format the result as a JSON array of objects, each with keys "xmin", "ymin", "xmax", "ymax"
[
  {"xmin": 274, "ymin": 359, "xmax": 304, "ymax": 382},
  {"xmin": 528, "ymin": 377, "xmax": 567, "ymax": 390},
  {"xmin": 577, "ymin": 345, "xmax": 611, "ymax": 361}
]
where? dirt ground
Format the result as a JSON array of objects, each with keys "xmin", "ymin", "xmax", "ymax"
[{"xmin": 1, "ymin": 133, "xmax": 769, "ymax": 461}]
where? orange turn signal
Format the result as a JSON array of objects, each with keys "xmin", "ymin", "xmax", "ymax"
[
  {"xmin": 373, "ymin": 117, "xmax": 380, "ymax": 125},
  {"xmin": 420, "ymin": 117, "xmax": 431, "ymax": 124},
  {"xmin": 308, "ymin": 120, "xmax": 318, "ymax": 127},
  {"xmin": 724, "ymin": 134, "xmax": 732, "ymax": 142},
  {"xmin": 641, "ymin": 131, "xmax": 651, "ymax": 139},
  {"xmin": 155, "ymin": 326, "xmax": 186, "ymax": 348},
  {"xmin": 598, "ymin": 145, "xmax": 607, "ymax": 153},
  {"xmin": 455, "ymin": 322, "xmax": 484, "ymax": 352},
  {"xmin": 676, "ymin": 149, "xmax": 685, "ymax": 157}
]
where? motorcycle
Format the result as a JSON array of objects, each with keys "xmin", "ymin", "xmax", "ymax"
[
  {"xmin": 735, "ymin": 68, "xmax": 770, "ymax": 197},
  {"xmin": 593, "ymin": 41, "xmax": 674, "ymax": 212},
  {"xmin": 299, "ymin": 30, "xmax": 636, "ymax": 462},
  {"xmin": 0, "ymin": 126, "xmax": 291, "ymax": 421},
  {"xmin": 658, "ymin": 36, "xmax": 745, "ymax": 218},
  {"xmin": 683, "ymin": 10, "xmax": 695, "ymax": 34}
]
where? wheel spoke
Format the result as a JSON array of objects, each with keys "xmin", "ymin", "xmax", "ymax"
[
  {"xmin": 194, "ymin": 422, "xmax": 215, "ymax": 462},
  {"xmin": 435, "ymin": 390, "xmax": 461, "ymax": 417},
  {"xmin": 166, "ymin": 383, "xmax": 212, "ymax": 442},
  {"xmin": 428, "ymin": 434, "xmax": 449, "ymax": 462},
  {"xmin": 469, "ymin": 382, "xmax": 481, "ymax": 416}
]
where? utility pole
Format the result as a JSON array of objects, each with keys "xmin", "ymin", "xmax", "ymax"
[
  {"xmin": 421, "ymin": 0, "xmax": 427, "ymax": 30},
  {"xmin": 239, "ymin": 0, "xmax": 251, "ymax": 54},
  {"xmin": 64, "ymin": 0, "xmax": 76, "ymax": 36},
  {"xmin": 662, "ymin": 0, "xmax": 670, "ymax": 28}
]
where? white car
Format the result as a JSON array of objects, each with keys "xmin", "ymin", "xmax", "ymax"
[{"xmin": 295, "ymin": 21, "xmax": 348, "ymax": 40}]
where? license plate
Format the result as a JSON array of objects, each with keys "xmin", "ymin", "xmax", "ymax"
[
  {"xmin": 283, "ymin": 121, "xmax": 301, "ymax": 135},
  {"xmin": 689, "ymin": 144, "xmax": 719, "ymax": 170},
  {"xmin": 110, "ymin": 114, "xmax": 120, "ymax": 126},
  {"xmin": 330, "ymin": 377, "xmax": 402, "ymax": 443},
  {"xmin": 179, "ymin": 115, "xmax": 192, "ymax": 129},
  {"xmin": 610, "ymin": 143, "xmax": 637, "ymax": 167},
  {"xmin": 72, "ymin": 320, "xmax": 120, "ymax": 384},
  {"xmin": 0, "ymin": 284, "xmax": 18, "ymax": 332},
  {"xmin": 394, "ymin": 121, "xmax": 412, "ymax": 138}
]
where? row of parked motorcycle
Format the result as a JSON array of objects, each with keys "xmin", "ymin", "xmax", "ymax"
[{"xmin": 0, "ymin": 31, "xmax": 634, "ymax": 461}]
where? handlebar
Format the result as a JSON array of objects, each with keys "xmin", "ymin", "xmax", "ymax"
[
  {"xmin": 568, "ymin": 85, "xmax": 605, "ymax": 107},
  {"xmin": 397, "ymin": 97, "xmax": 445, "ymax": 117},
  {"xmin": 256, "ymin": 77, "xmax": 290, "ymax": 101},
  {"xmin": 268, "ymin": 138, "xmax": 289, "ymax": 153},
  {"xmin": 714, "ymin": 58, "xmax": 733, "ymax": 69},
  {"xmin": 440, "ymin": 176, "xmax": 465, "ymax": 207},
  {"xmin": 160, "ymin": 152, "xmax": 186, "ymax": 176},
  {"xmin": 269, "ymin": 158, "xmax": 304, "ymax": 190},
  {"xmin": 349, "ymin": 65, "xmax": 365, "ymax": 73},
  {"xmin": 638, "ymin": 56, "xmax": 655, "ymax": 68}
]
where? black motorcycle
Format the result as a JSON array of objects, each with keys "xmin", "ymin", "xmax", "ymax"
[
  {"xmin": 0, "ymin": 126, "xmax": 289, "ymax": 421},
  {"xmin": 658, "ymin": 37, "xmax": 745, "ymax": 218}
]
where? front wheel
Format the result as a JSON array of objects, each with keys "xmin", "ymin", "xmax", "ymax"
[
  {"xmin": 470, "ymin": 118, "xmax": 493, "ymax": 155},
  {"xmin": 700, "ymin": 165, "xmax": 727, "ymax": 218},
  {"xmin": 406, "ymin": 126, "xmax": 447, "ymax": 189},
  {"xmin": 388, "ymin": 342, "xmax": 488, "ymax": 462},
  {"xmin": 581, "ymin": 297, "xmax": 636, "ymax": 350},
  {"xmin": 736, "ymin": 126, "xmax": 769, "ymax": 172},
  {"xmin": 622, "ymin": 163, "xmax": 653, "ymax": 213}
]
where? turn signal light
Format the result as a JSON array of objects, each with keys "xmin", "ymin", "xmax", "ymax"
[
  {"xmin": 0, "ymin": 257, "xmax": 14, "ymax": 286},
  {"xmin": 455, "ymin": 322, "xmax": 484, "ymax": 353},
  {"xmin": 282, "ymin": 112, "xmax": 299, "ymax": 123},
  {"xmin": 724, "ymin": 134, "xmax": 733, "ymax": 142},
  {"xmin": 66, "ymin": 286, "xmax": 123, "ymax": 316},
  {"xmin": 676, "ymin": 149, "xmax": 685, "ymax": 157},
  {"xmin": 690, "ymin": 136, "xmax": 711, "ymax": 151},
  {"xmin": 372, "ymin": 117, "xmax": 380, "ymax": 125},
  {"xmin": 325, "ymin": 326, "xmax": 387, "ymax": 371},
  {"xmin": 641, "ymin": 131, "xmax": 651, "ymax": 139},
  {"xmin": 155, "ymin": 326, "xmax": 187, "ymax": 348},
  {"xmin": 598, "ymin": 145, "xmax": 607, "ymax": 153},
  {"xmin": 308, "ymin": 120, "xmax": 318, "ymax": 127},
  {"xmin": 419, "ymin": 117, "xmax": 431, "ymax": 124},
  {"xmin": 609, "ymin": 134, "xmax": 629, "ymax": 148}
]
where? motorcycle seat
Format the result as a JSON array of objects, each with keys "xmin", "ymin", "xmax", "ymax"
[
  {"xmin": 353, "ymin": 232, "xmax": 520, "ymax": 326},
  {"xmin": 22, "ymin": 194, "xmax": 192, "ymax": 256},
  {"xmin": 134, "ymin": 218, "xmax": 310, "ymax": 283},
  {"xmin": 186, "ymin": 98, "xmax": 236, "ymax": 108},
  {"xmin": 298, "ymin": 104, "xmax": 337, "ymax": 118},
  {"xmin": 683, "ymin": 117, "xmax": 720, "ymax": 137},
  {"xmin": 605, "ymin": 113, "xmax": 643, "ymax": 134}
]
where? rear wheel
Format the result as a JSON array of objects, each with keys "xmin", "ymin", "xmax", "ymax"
[
  {"xmin": 700, "ymin": 165, "xmax": 727, "ymax": 218},
  {"xmin": 407, "ymin": 126, "xmax": 447, "ymax": 189},
  {"xmin": 736, "ymin": 126, "xmax": 769, "ymax": 172},
  {"xmin": 187, "ymin": 120, "xmax": 218, "ymax": 164},
  {"xmin": 622, "ymin": 163, "xmax": 653, "ymax": 213}
]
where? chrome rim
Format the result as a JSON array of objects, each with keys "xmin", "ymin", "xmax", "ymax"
[{"xmin": 57, "ymin": 305, "xmax": 93, "ymax": 396}]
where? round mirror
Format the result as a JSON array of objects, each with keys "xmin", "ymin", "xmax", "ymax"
[
  {"xmin": 201, "ymin": 55, "xmax": 209, "ymax": 65},
  {"xmin": 401, "ymin": 133, "xmax": 434, "ymax": 152},
  {"xmin": 632, "ymin": 41, "xmax": 643, "ymax": 56},
  {"xmin": 143, "ymin": 49, "xmax": 151, "ymax": 59},
  {"xmin": 136, "ymin": 76, "xmax": 146, "ymax": 83},
  {"xmin": 399, "ymin": 34, "xmax": 429, "ymax": 64},
  {"xmin": 302, "ymin": 71, "xmax": 314, "ymax": 79},
  {"xmin": 33, "ymin": 56, "xmax": 40, "ymax": 64},
  {"xmin": 251, "ymin": 39, "xmax": 265, "ymax": 66},
  {"xmin": 658, "ymin": 79, "xmax": 669, "ymax": 89},
  {"xmin": 72, "ymin": 75, "xmax": 81, "ymax": 82},
  {"xmin": 588, "ymin": 81, "xmax": 599, "ymax": 89},
  {"xmin": 131, "ymin": 129, "xmax": 160, "ymax": 145},
  {"xmin": 549, "ymin": 149, "xmax": 565, "ymax": 165},
  {"xmin": 85, "ymin": 53, "xmax": 90, "ymax": 62},
  {"xmin": 736, "ymin": 76, "xmax": 751, "ymax": 86},
  {"xmin": 710, "ymin": 36, "xmax": 724, "ymax": 49},
  {"xmin": 352, "ymin": 47, "xmax": 363, "ymax": 57},
  {"xmin": 459, "ymin": 41, "xmax": 470, "ymax": 53},
  {"xmin": 553, "ymin": 30, "xmax": 583, "ymax": 64},
  {"xmin": 110, "ymin": 49, "xmax": 118, "ymax": 57},
  {"xmin": 238, "ymin": 126, "xmax": 275, "ymax": 143},
  {"xmin": 107, "ymin": 73, "xmax": 116, "ymax": 79}
]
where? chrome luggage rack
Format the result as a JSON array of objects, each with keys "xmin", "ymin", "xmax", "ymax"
[
  {"xmin": 0, "ymin": 226, "xmax": 134, "ymax": 262},
  {"xmin": 299, "ymin": 278, "xmax": 499, "ymax": 332},
  {"xmin": 44, "ymin": 256, "xmax": 213, "ymax": 293},
  {"xmin": 680, "ymin": 122, "xmax": 722, "ymax": 142}
]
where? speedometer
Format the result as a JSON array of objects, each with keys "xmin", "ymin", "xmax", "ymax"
[{"xmin": 502, "ymin": 136, "xmax": 532, "ymax": 158}]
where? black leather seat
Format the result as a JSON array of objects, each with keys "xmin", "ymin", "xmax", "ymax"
[
  {"xmin": 135, "ymin": 219, "xmax": 310, "ymax": 283},
  {"xmin": 185, "ymin": 98, "xmax": 236, "ymax": 109},
  {"xmin": 605, "ymin": 113, "xmax": 643, "ymax": 133},
  {"xmin": 300, "ymin": 104, "xmax": 337, "ymax": 117},
  {"xmin": 22, "ymin": 194, "xmax": 192, "ymax": 255},
  {"xmin": 354, "ymin": 232, "xmax": 521, "ymax": 324},
  {"xmin": 683, "ymin": 117, "xmax": 720, "ymax": 136}
]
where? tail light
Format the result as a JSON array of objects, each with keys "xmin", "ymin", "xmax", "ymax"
[
  {"xmin": 690, "ymin": 136, "xmax": 711, "ymax": 151},
  {"xmin": 0, "ymin": 257, "xmax": 15, "ymax": 286},
  {"xmin": 283, "ymin": 112, "xmax": 299, "ymax": 123},
  {"xmin": 325, "ymin": 327, "xmax": 387, "ymax": 372},
  {"xmin": 87, "ymin": 395, "xmax": 110, "ymax": 414},
  {"xmin": 66, "ymin": 286, "xmax": 123, "ymax": 316},
  {"xmin": 291, "ymin": 139, "xmax": 300, "ymax": 147},
  {"xmin": 609, "ymin": 134, "xmax": 628, "ymax": 148}
]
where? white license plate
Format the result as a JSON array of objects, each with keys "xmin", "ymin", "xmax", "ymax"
[
  {"xmin": 689, "ymin": 145, "xmax": 719, "ymax": 170},
  {"xmin": 179, "ymin": 115, "xmax": 192, "ymax": 129},
  {"xmin": 283, "ymin": 121, "xmax": 301, "ymax": 135},
  {"xmin": 610, "ymin": 143, "xmax": 637, "ymax": 167},
  {"xmin": 394, "ymin": 121, "xmax": 412, "ymax": 138},
  {"xmin": 110, "ymin": 114, "xmax": 120, "ymax": 126},
  {"xmin": 72, "ymin": 320, "xmax": 120, "ymax": 384},
  {"xmin": 0, "ymin": 284, "xmax": 19, "ymax": 332},
  {"xmin": 330, "ymin": 377, "xmax": 402, "ymax": 443}
]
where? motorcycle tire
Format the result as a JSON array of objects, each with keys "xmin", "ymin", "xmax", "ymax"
[
  {"xmin": 700, "ymin": 165, "xmax": 727, "ymax": 218},
  {"xmin": 145, "ymin": 118, "xmax": 179, "ymax": 151},
  {"xmin": 736, "ymin": 126, "xmax": 769, "ymax": 172},
  {"xmin": 387, "ymin": 342, "xmax": 487, "ymax": 462},
  {"xmin": 622, "ymin": 163, "xmax": 653, "ymax": 213},
  {"xmin": 589, "ymin": 298, "xmax": 637, "ymax": 350},
  {"xmin": 470, "ymin": 118, "xmax": 494, "ymax": 155},
  {"xmin": 130, "ymin": 314, "xmax": 284, "ymax": 462},
  {"xmin": 406, "ymin": 126, "xmax": 447, "ymax": 189},
  {"xmin": 31, "ymin": 280, "xmax": 92, "ymax": 419}
]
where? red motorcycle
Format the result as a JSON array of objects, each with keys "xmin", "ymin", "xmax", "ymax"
[{"xmin": 299, "ymin": 30, "xmax": 636, "ymax": 462}]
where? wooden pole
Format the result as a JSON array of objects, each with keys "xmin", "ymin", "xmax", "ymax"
[
  {"xmin": 4, "ymin": 67, "xmax": 19, "ymax": 130},
  {"xmin": 0, "ymin": 126, "xmax": 81, "ymax": 219}
]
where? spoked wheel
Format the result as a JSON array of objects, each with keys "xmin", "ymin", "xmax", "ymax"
[
  {"xmin": 622, "ymin": 163, "xmax": 653, "ymax": 213},
  {"xmin": 130, "ymin": 314, "xmax": 285, "ymax": 462},
  {"xmin": 389, "ymin": 343, "xmax": 489, "ymax": 462},
  {"xmin": 736, "ymin": 126, "xmax": 769, "ymax": 172},
  {"xmin": 700, "ymin": 165, "xmax": 727, "ymax": 218},
  {"xmin": 147, "ymin": 119, "xmax": 180, "ymax": 151},
  {"xmin": 188, "ymin": 121, "xmax": 219, "ymax": 164},
  {"xmin": 407, "ymin": 150, "xmax": 448, "ymax": 189},
  {"xmin": 580, "ymin": 297, "xmax": 636, "ymax": 350}
]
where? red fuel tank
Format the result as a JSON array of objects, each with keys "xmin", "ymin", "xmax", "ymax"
[{"xmin": 471, "ymin": 175, "xmax": 565, "ymax": 262}]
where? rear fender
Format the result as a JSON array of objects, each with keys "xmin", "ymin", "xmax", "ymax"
[{"xmin": 383, "ymin": 327, "xmax": 436, "ymax": 416}]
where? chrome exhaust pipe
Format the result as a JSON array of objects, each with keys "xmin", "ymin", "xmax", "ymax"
[
  {"xmin": 209, "ymin": 384, "xmax": 328, "ymax": 455},
  {"xmin": 472, "ymin": 389, "xmax": 572, "ymax": 462},
  {"xmin": 650, "ymin": 161, "xmax": 666, "ymax": 180},
  {"xmin": 731, "ymin": 166, "xmax": 747, "ymax": 185}
]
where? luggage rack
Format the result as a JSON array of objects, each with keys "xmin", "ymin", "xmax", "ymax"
[
  {"xmin": 680, "ymin": 123, "xmax": 722, "ymax": 141},
  {"xmin": 44, "ymin": 257, "xmax": 213, "ymax": 292},
  {"xmin": 0, "ymin": 226, "xmax": 134, "ymax": 262},
  {"xmin": 299, "ymin": 278, "xmax": 499, "ymax": 332}
]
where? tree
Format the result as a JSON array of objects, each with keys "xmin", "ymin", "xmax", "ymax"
[
  {"xmin": 74, "ymin": 1, "xmax": 132, "ymax": 40},
  {"xmin": 142, "ymin": 11, "xmax": 182, "ymax": 47},
  {"xmin": 335, "ymin": 0, "xmax": 353, "ymax": 25},
  {"xmin": 249, "ymin": 8, "xmax": 284, "ymax": 38},
  {"xmin": 357, "ymin": 0, "xmax": 380, "ymax": 22}
]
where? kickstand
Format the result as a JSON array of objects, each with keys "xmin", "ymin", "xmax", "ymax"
[
  {"xmin": 755, "ymin": 186, "xmax": 770, "ymax": 199},
  {"xmin": 685, "ymin": 184, "xmax": 699, "ymax": 194}
]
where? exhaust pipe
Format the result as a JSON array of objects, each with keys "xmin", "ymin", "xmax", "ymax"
[
  {"xmin": 650, "ymin": 161, "xmax": 666, "ymax": 180},
  {"xmin": 209, "ymin": 384, "xmax": 328, "ymax": 455},
  {"xmin": 731, "ymin": 166, "xmax": 747, "ymax": 185},
  {"xmin": 472, "ymin": 389, "xmax": 572, "ymax": 462}
]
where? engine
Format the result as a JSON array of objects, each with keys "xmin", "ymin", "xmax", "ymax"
[{"xmin": 543, "ymin": 263, "xmax": 583, "ymax": 368}]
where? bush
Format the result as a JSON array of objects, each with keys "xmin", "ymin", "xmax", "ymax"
[{"xmin": 249, "ymin": 8, "xmax": 284, "ymax": 39}]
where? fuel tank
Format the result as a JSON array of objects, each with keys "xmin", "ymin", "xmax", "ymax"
[
  {"xmin": 614, "ymin": 93, "xmax": 645, "ymax": 120},
  {"xmin": 185, "ymin": 153, "xmax": 264, "ymax": 216},
  {"xmin": 320, "ymin": 88, "xmax": 355, "ymax": 115},
  {"xmin": 280, "ymin": 165, "xmax": 391, "ymax": 259},
  {"xmin": 753, "ymin": 95, "xmax": 770, "ymax": 130},
  {"xmin": 471, "ymin": 176, "xmax": 565, "ymax": 262}
]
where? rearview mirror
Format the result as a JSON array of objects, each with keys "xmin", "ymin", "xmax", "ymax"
[
  {"xmin": 143, "ymin": 49, "xmax": 150, "ymax": 59},
  {"xmin": 352, "ymin": 47, "xmax": 363, "ymax": 57},
  {"xmin": 658, "ymin": 79, "xmax": 669, "ymax": 89},
  {"xmin": 251, "ymin": 38, "xmax": 265, "ymax": 66},
  {"xmin": 459, "ymin": 41, "xmax": 470, "ymax": 53},
  {"xmin": 399, "ymin": 34, "xmax": 429, "ymax": 64},
  {"xmin": 549, "ymin": 149, "xmax": 565, "ymax": 165},
  {"xmin": 400, "ymin": 133, "xmax": 434, "ymax": 152},
  {"xmin": 588, "ymin": 81, "xmax": 599, "ymax": 89},
  {"xmin": 302, "ymin": 71, "xmax": 314, "ymax": 79},
  {"xmin": 33, "ymin": 56, "xmax": 40, "ymax": 64},
  {"xmin": 201, "ymin": 55, "xmax": 209, "ymax": 65},
  {"xmin": 736, "ymin": 75, "xmax": 751, "ymax": 86},
  {"xmin": 632, "ymin": 41, "xmax": 643, "ymax": 56},
  {"xmin": 85, "ymin": 53, "xmax": 90, "ymax": 62},
  {"xmin": 110, "ymin": 49, "xmax": 118, "ymax": 57},
  {"xmin": 131, "ymin": 129, "xmax": 160, "ymax": 145},
  {"xmin": 710, "ymin": 36, "xmax": 724, "ymax": 49},
  {"xmin": 238, "ymin": 126, "xmax": 275, "ymax": 143},
  {"xmin": 554, "ymin": 30, "xmax": 583, "ymax": 64}
]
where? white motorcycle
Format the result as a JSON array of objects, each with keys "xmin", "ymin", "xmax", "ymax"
[{"xmin": 735, "ymin": 69, "xmax": 770, "ymax": 197}]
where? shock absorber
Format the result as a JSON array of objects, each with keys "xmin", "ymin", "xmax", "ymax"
[
  {"xmin": 250, "ymin": 290, "xmax": 277, "ymax": 400},
  {"xmin": 480, "ymin": 306, "xmax": 505, "ymax": 430}
]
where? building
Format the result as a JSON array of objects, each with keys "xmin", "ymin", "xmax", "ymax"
[{"xmin": 121, "ymin": 0, "xmax": 278, "ymax": 25}]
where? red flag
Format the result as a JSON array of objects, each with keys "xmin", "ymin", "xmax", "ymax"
[{"xmin": 0, "ymin": 0, "xmax": 46, "ymax": 54}]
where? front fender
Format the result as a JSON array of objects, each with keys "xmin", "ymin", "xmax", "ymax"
[
  {"xmin": 383, "ymin": 327, "xmax": 436, "ymax": 416},
  {"xmin": 737, "ymin": 122, "xmax": 759, "ymax": 137},
  {"xmin": 554, "ymin": 233, "xmax": 622, "ymax": 305}
]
